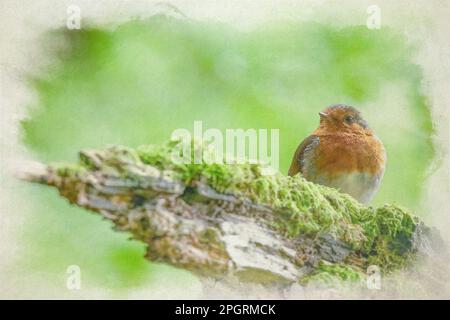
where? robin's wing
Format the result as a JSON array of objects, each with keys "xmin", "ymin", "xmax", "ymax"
[{"xmin": 288, "ymin": 135, "xmax": 320, "ymax": 176}]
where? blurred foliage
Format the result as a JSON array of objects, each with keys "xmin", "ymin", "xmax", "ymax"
[{"xmin": 20, "ymin": 17, "xmax": 433, "ymax": 292}]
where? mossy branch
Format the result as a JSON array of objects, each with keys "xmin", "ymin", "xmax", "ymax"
[{"xmin": 19, "ymin": 141, "xmax": 443, "ymax": 285}]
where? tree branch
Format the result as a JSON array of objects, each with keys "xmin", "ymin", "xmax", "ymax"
[{"xmin": 18, "ymin": 144, "xmax": 442, "ymax": 285}]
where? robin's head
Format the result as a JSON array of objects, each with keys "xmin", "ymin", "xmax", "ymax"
[{"xmin": 318, "ymin": 104, "xmax": 370, "ymax": 134}]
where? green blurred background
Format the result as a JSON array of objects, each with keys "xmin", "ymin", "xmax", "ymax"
[{"xmin": 18, "ymin": 17, "xmax": 433, "ymax": 295}]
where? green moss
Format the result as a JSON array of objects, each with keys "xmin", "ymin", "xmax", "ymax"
[
  {"xmin": 55, "ymin": 163, "xmax": 86, "ymax": 177},
  {"xmin": 75, "ymin": 140, "xmax": 421, "ymax": 273},
  {"xmin": 300, "ymin": 261, "xmax": 365, "ymax": 286},
  {"xmin": 366, "ymin": 240, "xmax": 413, "ymax": 272}
]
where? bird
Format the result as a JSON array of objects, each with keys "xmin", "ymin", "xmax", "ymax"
[{"xmin": 288, "ymin": 104, "xmax": 386, "ymax": 204}]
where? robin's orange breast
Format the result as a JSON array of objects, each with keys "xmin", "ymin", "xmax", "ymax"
[
  {"xmin": 290, "ymin": 131, "xmax": 386, "ymax": 204},
  {"xmin": 312, "ymin": 132, "xmax": 385, "ymax": 177}
]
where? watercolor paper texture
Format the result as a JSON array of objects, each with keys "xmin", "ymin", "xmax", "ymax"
[{"xmin": 1, "ymin": 0, "xmax": 449, "ymax": 299}]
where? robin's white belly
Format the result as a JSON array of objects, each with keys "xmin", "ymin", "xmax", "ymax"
[{"xmin": 313, "ymin": 172, "xmax": 383, "ymax": 204}]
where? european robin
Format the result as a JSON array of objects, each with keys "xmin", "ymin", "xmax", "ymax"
[{"xmin": 288, "ymin": 104, "xmax": 386, "ymax": 204}]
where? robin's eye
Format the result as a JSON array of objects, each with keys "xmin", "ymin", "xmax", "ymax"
[{"xmin": 344, "ymin": 115, "xmax": 354, "ymax": 124}]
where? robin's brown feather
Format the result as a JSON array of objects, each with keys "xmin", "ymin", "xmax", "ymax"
[{"xmin": 288, "ymin": 134, "xmax": 319, "ymax": 176}]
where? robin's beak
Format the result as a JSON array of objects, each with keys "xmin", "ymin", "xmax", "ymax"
[{"xmin": 319, "ymin": 112, "xmax": 329, "ymax": 120}]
